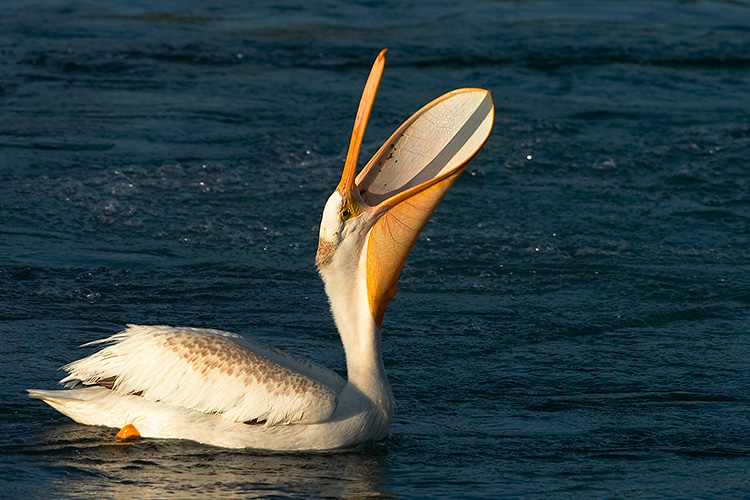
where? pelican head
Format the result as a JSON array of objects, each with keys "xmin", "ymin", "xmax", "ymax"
[{"xmin": 317, "ymin": 49, "xmax": 495, "ymax": 333}]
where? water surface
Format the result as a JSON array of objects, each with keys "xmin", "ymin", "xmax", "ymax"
[{"xmin": 2, "ymin": 0, "xmax": 750, "ymax": 498}]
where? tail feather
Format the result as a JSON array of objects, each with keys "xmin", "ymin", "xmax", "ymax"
[
  {"xmin": 27, "ymin": 387, "xmax": 130, "ymax": 428},
  {"xmin": 27, "ymin": 389, "xmax": 83, "ymax": 403}
]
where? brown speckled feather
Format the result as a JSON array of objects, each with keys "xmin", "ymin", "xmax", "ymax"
[{"xmin": 61, "ymin": 325, "xmax": 341, "ymax": 426}]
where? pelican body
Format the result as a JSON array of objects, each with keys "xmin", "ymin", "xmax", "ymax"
[{"xmin": 29, "ymin": 50, "xmax": 494, "ymax": 451}]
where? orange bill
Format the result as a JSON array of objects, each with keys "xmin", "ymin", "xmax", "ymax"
[
  {"xmin": 355, "ymin": 87, "xmax": 495, "ymax": 328},
  {"xmin": 337, "ymin": 49, "xmax": 387, "ymax": 195}
]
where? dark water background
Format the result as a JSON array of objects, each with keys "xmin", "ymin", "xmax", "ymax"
[{"xmin": 2, "ymin": 0, "xmax": 750, "ymax": 498}]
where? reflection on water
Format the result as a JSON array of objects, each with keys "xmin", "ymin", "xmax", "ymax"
[{"xmin": 36, "ymin": 425, "xmax": 392, "ymax": 499}]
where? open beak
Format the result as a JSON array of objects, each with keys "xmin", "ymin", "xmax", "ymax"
[{"xmin": 339, "ymin": 50, "xmax": 495, "ymax": 328}]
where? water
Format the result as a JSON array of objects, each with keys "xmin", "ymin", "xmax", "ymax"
[{"xmin": 2, "ymin": 0, "xmax": 750, "ymax": 497}]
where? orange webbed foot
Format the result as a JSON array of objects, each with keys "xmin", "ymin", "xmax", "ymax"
[{"xmin": 116, "ymin": 423, "xmax": 141, "ymax": 442}]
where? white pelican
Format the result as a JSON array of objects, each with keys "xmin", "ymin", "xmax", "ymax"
[{"xmin": 29, "ymin": 50, "xmax": 494, "ymax": 451}]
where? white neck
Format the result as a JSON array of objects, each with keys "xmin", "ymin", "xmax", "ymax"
[{"xmin": 318, "ymin": 231, "xmax": 394, "ymax": 415}]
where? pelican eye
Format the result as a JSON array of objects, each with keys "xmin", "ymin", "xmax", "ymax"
[{"xmin": 339, "ymin": 196, "xmax": 363, "ymax": 221}]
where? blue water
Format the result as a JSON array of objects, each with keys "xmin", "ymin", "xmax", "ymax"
[{"xmin": 2, "ymin": 0, "xmax": 750, "ymax": 497}]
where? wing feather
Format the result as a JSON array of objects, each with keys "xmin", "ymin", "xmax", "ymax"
[{"xmin": 60, "ymin": 325, "xmax": 340, "ymax": 426}]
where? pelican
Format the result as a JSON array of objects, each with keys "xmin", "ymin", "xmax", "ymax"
[{"xmin": 28, "ymin": 50, "xmax": 494, "ymax": 451}]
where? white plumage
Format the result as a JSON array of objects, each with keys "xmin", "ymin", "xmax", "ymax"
[{"xmin": 60, "ymin": 325, "xmax": 342, "ymax": 426}]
